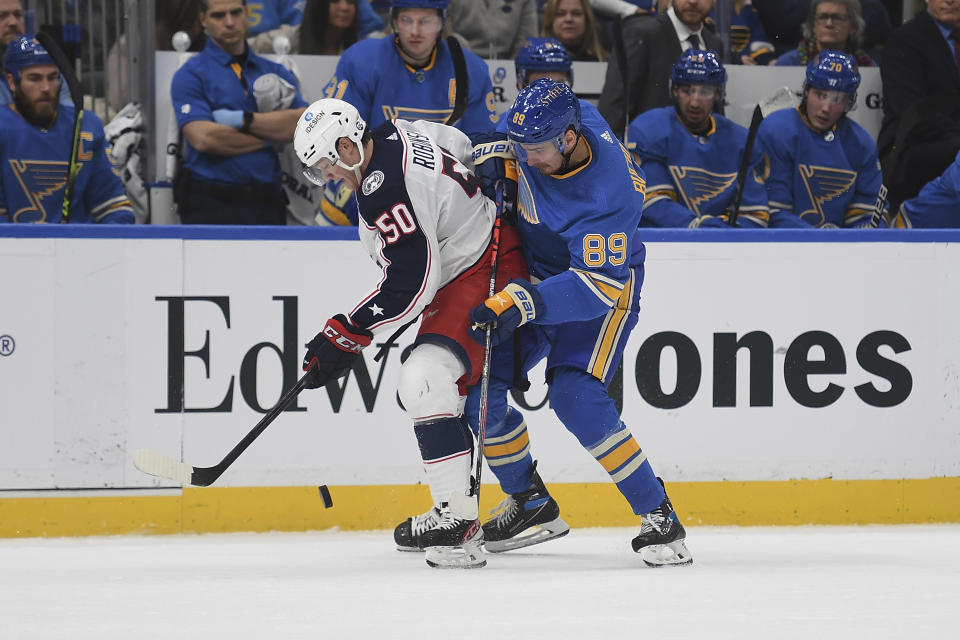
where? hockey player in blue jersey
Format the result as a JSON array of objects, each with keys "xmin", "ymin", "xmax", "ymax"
[
  {"xmin": 469, "ymin": 78, "xmax": 692, "ymax": 567},
  {"xmin": 891, "ymin": 149, "xmax": 960, "ymax": 228},
  {"xmin": 322, "ymin": 0, "xmax": 496, "ymax": 133},
  {"xmin": 316, "ymin": 0, "xmax": 497, "ymax": 225},
  {"xmin": 495, "ymin": 37, "xmax": 609, "ymax": 135},
  {"xmin": 757, "ymin": 49, "xmax": 887, "ymax": 228},
  {"xmin": 0, "ymin": 35, "xmax": 133, "ymax": 224},
  {"xmin": 628, "ymin": 49, "xmax": 770, "ymax": 228}
]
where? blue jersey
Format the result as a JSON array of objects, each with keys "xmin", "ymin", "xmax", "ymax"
[
  {"xmin": 171, "ymin": 39, "xmax": 307, "ymax": 185},
  {"xmin": 757, "ymin": 107, "xmax": 885, "ymax": 228},
  {"xmin": 629, "ymin": 106, "xmax": 769, "ymax": 228},
  {"xmin": 323, "ymin": 36, "xmax": 498, "ymax": 134},
  {"xmin": 729, "ymin": 1, "xmax": 775, "ymax": 64},
  {"xmin": 897, "ymin": 150, "xmax": 960, "ymax": 228},
  {"xmin": 0, "ymin": 105, "xmax": 133, "ymax": 223},
  {"xmin": 515, "ymin": 123, "xmax": 646, "ymax": 324},
  {"xmin": 246, "ymin": 0, "xmax": 304, "ymax": 36}
]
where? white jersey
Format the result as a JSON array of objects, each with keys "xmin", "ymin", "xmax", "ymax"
[{"xmin": 348, "ymin": 119, "xmax": 495, "ymax": 335}]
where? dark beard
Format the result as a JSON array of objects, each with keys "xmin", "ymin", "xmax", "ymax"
[{"xmin": 13, "ymin": 89, "xmax": 57, "ymax": 129}]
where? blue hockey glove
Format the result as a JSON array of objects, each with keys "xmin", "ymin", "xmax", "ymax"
[
  {"xmin": 212, "ymin": 108, "xmax": 245, "ymax": 128},
  {"xmin": 302, "ymin": 314, "xmax": 373, "ymax": 389},
  {"xmin": 469, "ymin": 279, "xmax": 543, "ymax": 346},
  {"xmin": 471, "ymin": 131, "xmax": 518, "ymax": 218}
]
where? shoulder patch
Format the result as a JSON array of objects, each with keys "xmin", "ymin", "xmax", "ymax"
[
  {"xmin": 180, "ymin": 104, "xmax": 191, "ymax": 114},
  {"xmin": 362, "ymin": 170, "xmax": 385, "ymax": 196}
]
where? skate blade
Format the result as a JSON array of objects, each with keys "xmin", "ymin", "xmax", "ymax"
[
  {"xmin": 396, "ymin": 545, "xmax": 425, "ymax": 553},
  {"xmin": 424, "ymin": 542, "xmax": 486, "ymax": 569},
  {"xmin": 641, "ymin": 539, "xmax": 693, "ymax": 567},
  {"xmin": 484, "ymin": 517, "xmax": 571, "ymax": 553}
]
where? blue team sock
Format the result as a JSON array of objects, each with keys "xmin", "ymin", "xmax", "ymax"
[
  {"xmin": 548, "ymin": 366, "xmax": 665, "ymax": 514},
  {"xmin": 465, "ymin": 379, "xmax": 535, "ymax": 495}
]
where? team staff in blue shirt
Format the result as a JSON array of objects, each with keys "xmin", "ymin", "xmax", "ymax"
[{"xmin": 171, "ymin": 0, "xmax": 307, "ymax": 224}]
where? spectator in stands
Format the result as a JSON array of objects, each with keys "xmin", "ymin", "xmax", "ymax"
[
  {"xmin": 628, "ymin": 49, "xmax": 769, "ymax": 228},
  {"xmin": 757, "ymin": 50, "xmax": 886, "ymax": 228},
  {"xmin": 774, "ymin": 0, "xmax": 876, "ymax": 67},
  {"xmin": 542, "ymin": 0, "xmax": 609, "ymax": 61},
  {"xmin": 171, "ymin": 0, "xmax": 307, "ymax": 224},
  {"xmin": 878, "ymin": 0, "xmax": 960, "ymax": 209},
  {"xmin": 731, "ymin": 0, "xmax": 776, "ymax": 64},
  {"xmin": 599, "ymin": 0, "xmax": 720, "ymax": 136},
  {"xmin": 0, "ymin": 36, "xmax": 134, "ymax": 224},
  {"xmin": 891, "ymin": 149, "xmax": 960, "ymax": 228},
  {"xmin": 250, "ymin": 0, "xmax": 360, "ymax": 55},
  {"xmin": 0, "ymin": 0, "xmax": 71, "ymax": 106},
  {"xmin": 751, "ymin": 0, "xmax": 806, "ymax": 56},
  {"xmin": 446, "ymin": 0, "xmax": 539, "ymax": 59}
]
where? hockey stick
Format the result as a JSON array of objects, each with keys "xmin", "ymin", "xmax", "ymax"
[
  {"xmin": 444, "ymin": 36, "xmax": 469, "ymax": 126},
  {"xmin": 134, "ymin": 370, "xmax": 313, "ymax": 486},
  {"xmin": 165, "ymin": 31, "xmax": 193, "ymax": 183},
  {"xmin": 728, "ymin": 87, "xmax": 796, "ymax": 227},
  {"xmin": 612, "ymin": 15, "xmax": 631, "ymax": 144},
  {"xmin": 472, "ymin": 181, "xmax": 504, "ymax": 499},
  {"xmin": 36, "ymin": 32, "xmax": 82, "ymax": 224},
  {"xmin": 869, "ymin": 184, "xmax": 889, "ymax": 228}
]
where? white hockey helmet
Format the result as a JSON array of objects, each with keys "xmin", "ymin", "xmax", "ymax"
[{"xmin": 294, "ymin": 98, "xmax": 367, "ymax": 185}]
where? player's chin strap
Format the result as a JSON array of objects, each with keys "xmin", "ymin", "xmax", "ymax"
[{"xmin": 344, "ymin": 139, "xmax": 366, "ymax": 184}]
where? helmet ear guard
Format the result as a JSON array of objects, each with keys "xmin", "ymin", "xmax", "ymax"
[{"xmin": 294, "ymin": 98, "xmax": 367, "ymax": 184}]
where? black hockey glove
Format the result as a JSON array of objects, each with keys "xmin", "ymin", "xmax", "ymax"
[
  {"xmin": 470, "ymin": 131, "xmax": 518, "ymax": 220},
  {"xmin": 302, "ymin": 314, "xmax": 373, "ymax": 389}
]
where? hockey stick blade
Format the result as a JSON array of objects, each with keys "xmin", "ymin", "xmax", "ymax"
[
  {"xmin": 133, "ymin": 370, "xmax": 313, "ymax": 487},
  {"xmin": 134, "ymin": 449, "xmax": 194, "ymax": 485}
]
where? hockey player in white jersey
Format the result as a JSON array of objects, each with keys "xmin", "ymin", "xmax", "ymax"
[{"xmin": 293, "ymin": 98, "xmax": 527, "ymax": 569}]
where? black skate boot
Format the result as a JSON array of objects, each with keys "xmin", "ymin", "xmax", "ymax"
[
  {"xmin": 393, "ymin": 506, "xmax": 440, "ymax": 552},
  {"xmin": 423, "ymin": 493, "xmax": 486, "ymax": 569},
  {"xmin": 482, "ymin": 462, "xmax": 570, "ymax": 553},
  {"xmin": 631, "ymin": 482, "xmax": 693, "ymax": 567}
]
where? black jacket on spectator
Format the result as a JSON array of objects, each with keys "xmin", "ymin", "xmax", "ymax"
[
  {"xmin": 878, "ymin": 10, "xmax": 960, "ymax": 204},
  {"xmin": 598, "ymin": 12, "xmax": 723, "ymax": 136}
]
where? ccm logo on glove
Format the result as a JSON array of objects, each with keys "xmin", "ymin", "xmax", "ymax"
[{"xmin": 323, "ymin": 319, "xmax": 369, "ymax": 353}]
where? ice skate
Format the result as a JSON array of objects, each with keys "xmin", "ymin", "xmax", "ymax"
[
  {"xmin": 482, "ymin": 463, "xmax": 570, "ymax": 553},
  {"xmin": 631, "ymin": 489, "xmax": 693, "ymax": 567},
  {"xmin": 423, "ymin": 493, "xmax": 486, "ymax": 569},
  {"xmin": 394, "ymin": 506, "xmax": 441, "ymax": 552}
]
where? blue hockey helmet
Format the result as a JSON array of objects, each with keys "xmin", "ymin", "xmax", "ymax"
[
  {"xmin": 391, "ymin": 0, "xmax": 449, "ymax": 12},
  {"xmin": 805, "ymin": 49, "xmax": 861, "ymax": 96},
  {"xmin": 515, "ymin": 37, "xmax": 573, "ymax": 88},
  {"xmin": 670, "ymin": 49, "xmax": 727, "ymax": 93},
  {"xmin": 506, "ymin": 77, "xmax": 581, "ymax": 160},
  {"xmin": 3, "ymin": 35, "xmax": 55, "ymax": 82}
]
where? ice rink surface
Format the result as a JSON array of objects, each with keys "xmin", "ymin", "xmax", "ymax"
[{"xmin": 2, "ymin": 524, "xmax": 958, "ymax": 639}]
